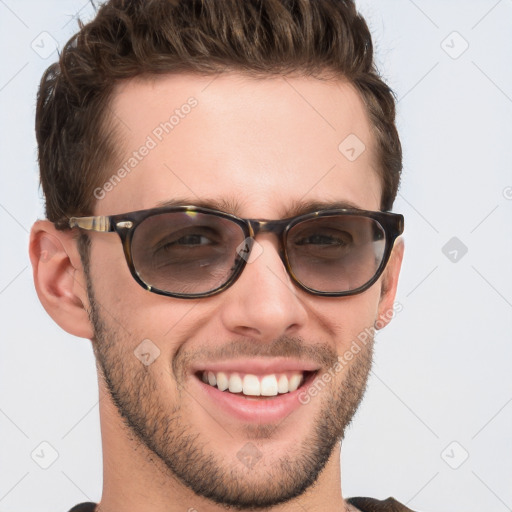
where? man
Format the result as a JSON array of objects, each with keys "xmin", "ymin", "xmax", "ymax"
[{"xmin": 29, "ymin": 0, "xmax": 408, "ymax": 511}]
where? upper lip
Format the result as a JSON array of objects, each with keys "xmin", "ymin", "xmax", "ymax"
[{"xmin": 191, "ymin": 357, "xmax": 320, "ymax": 375}]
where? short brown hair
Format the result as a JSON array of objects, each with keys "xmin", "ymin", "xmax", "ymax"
[{"xmin": 36, "ymin": 0, "xmax": 402, "ymax": 229}]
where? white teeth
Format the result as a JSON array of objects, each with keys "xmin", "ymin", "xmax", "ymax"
[
  {"xmin": 228, "ymin": 373, "xmax": 243, "ymax": 393},
  {"xmin": 243, "ymin": 374, "xmax": 260, "ymax": 396},
  {"xmin": 260, "ymin": 375, "xmax": 278, "ymax": 396},
  {"xmin": 288, "ymin": 374, "xmax": 302, "ymax": 392},
  {"xmin": 216, "ymin": 371, "xmax": 229, "ymax": 391},
  {"xmin": 277, "ymin": 374, "xmax": 288, "ymax": 394},
  {"xmin": 201, "ymin": 370, "xmax": 306, "ymax": 396}
]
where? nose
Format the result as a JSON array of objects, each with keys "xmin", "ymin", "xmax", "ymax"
[{"xmin": 218, "ymin": 234, "xmax": 308, "ymax": 341}]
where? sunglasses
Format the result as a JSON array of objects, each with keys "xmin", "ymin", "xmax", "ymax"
[{"xmin": 68, "ymin": 205, "xmax": 404, "ymax": 299}]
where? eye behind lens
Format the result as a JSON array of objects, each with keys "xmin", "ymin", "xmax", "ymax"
[
  {"xmin": 130, "ymin": 211, "xmax": 246, "ymax": 296},
  {"xmin": 286, "ymin": 215, "xmax": 386, "ymax": 293}
]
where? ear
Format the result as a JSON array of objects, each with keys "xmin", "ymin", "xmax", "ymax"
[
  {"xmin": 29, "ymin": 220, "xmax": 94, "ymax": 339},
  {"xmin": 375, "ymin": 237, "xmax": 404, "ymax": 330}
]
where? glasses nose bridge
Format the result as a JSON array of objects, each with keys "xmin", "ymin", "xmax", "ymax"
[
  {"xmin": 246, "ymin": 218, "xmax": 289, "ymax": 241},
  {"xmin": 245, "ymin": 218, "xmax": 290, "ymax": 265}
]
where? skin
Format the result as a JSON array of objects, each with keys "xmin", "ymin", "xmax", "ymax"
[{"xmin": 29, "ymin": 73, "xmax": 404, "ymax": 512}]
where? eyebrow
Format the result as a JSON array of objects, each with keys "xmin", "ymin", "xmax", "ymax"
[{"xmin": 153, "ymin": 197, "xmax": 366, "ymax": 218}]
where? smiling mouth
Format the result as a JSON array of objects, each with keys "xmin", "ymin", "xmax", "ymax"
[{"xmin": 196, "ymin": 370, "xmax": 317, "ymax": 398}]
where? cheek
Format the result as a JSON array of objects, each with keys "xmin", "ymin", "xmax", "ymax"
[
  {"xmin": 313, "ymin": 288, "xmax": 381, "ymax": 353},
  {"xmin": 89, "ymin": 238, "xmax": 178, "ymax": 336},
  {"xmin": 89, "ymin": 234, "xmax": 134, "ymax": 294}
]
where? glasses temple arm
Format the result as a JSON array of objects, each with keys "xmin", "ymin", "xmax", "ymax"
[{"xmin": 68, "ymin": 216, "xmax": 112, "ymax": 232}]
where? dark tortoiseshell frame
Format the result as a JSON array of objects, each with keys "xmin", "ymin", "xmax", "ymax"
[{"xmin": 69, "ymin": 205, "xmax": 404, "ymax": 299}]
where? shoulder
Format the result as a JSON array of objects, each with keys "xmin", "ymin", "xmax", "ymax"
[
  {"xmin": 347, "ymin": 496, "xmax": 417, "ymax": 512},
  {"xmin": 67, "ymin": 503, "xmax": 97, "ymax": 512}
]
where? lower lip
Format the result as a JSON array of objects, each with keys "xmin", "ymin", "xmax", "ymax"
[{"xmin": 195, "ymin": 373, "xmax": 316, "ymax": 423}]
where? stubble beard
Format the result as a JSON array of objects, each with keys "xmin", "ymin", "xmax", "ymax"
[{"xmin": 84, "ymin": 269, "xmax": 374, "ymax": 509}]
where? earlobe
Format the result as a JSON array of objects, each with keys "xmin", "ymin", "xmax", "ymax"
[
  {"xmin": 29, "ymin": 220, "xmax": 94, "ymax": 339},
  {"xmin": 376, "ymin": 237, "xmax": 404, "ymax": 330}
]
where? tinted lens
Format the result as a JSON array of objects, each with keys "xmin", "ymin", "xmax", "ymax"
[
  {"xmin": 131, "ymin": 211, "xmax": 245, "ymax": 295},
  {"xmin": 286, "ymin": 215, "xmax": 386, "ymax": 293}
]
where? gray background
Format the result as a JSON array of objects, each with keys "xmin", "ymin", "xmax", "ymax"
[{"xmin": 1, "ymin": 1, "xmax": 511, "ymax": 511}]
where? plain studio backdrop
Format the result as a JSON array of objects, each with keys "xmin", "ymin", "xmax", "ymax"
[{"xmin": 1, "ymin": 1, "xmax": 511, "ymax": 511}]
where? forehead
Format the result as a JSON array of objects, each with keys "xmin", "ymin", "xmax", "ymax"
[{"xmin": 99, "ymin": 72, "xmax": 382, "ymax": 217}]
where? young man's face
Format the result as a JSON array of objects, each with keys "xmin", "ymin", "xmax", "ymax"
[{"xmin": 83, "ymin": 73, "xmax": 402, "ymax": 508}]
